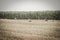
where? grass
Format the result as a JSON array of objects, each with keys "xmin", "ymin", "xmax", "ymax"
[{"xmin": 0, "ymin": 19, "xmax": 60, "ymax": 40}]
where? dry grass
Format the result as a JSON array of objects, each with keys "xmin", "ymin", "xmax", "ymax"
[{"xmin": 0, "ymin": 19, "xmax": 60, "ymax": 40}]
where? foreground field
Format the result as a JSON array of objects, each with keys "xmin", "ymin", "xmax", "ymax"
[{"xmin": 0, "ymin": 19, "xmax": 60, "ymax": 40}]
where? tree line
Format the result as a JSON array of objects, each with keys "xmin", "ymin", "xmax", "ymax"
[{"xmin": 0, "ymin": 11, "xmax": 60, "ymax": 20}]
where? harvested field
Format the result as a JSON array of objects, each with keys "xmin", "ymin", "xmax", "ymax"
[{"xmin": 0, "ymin": 19, "xmax": 60, "ymax": 40}]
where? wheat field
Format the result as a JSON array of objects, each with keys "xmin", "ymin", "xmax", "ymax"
[{"xmin": 0, "ymin": 19, "xmax": 60, "ymax": 40}]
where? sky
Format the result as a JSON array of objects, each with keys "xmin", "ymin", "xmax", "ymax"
[{"xmin": 0, "ymin": 0, "xmax": 60, "ymax": 11}]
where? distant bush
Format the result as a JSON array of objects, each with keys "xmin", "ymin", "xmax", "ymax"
[{"xmin": 0, "ymin": 11, "xmax": 60, "ymax": 20}]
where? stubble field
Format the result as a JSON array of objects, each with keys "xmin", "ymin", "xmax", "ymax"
[{"xmin": 0, "ymin": 19, "xmax": 60, "ymax": 40}]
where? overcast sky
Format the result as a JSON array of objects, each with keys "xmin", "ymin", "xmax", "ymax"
[{"xmin": 0, "ymin": 0, "xmax": 60, "ymax": 11}]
